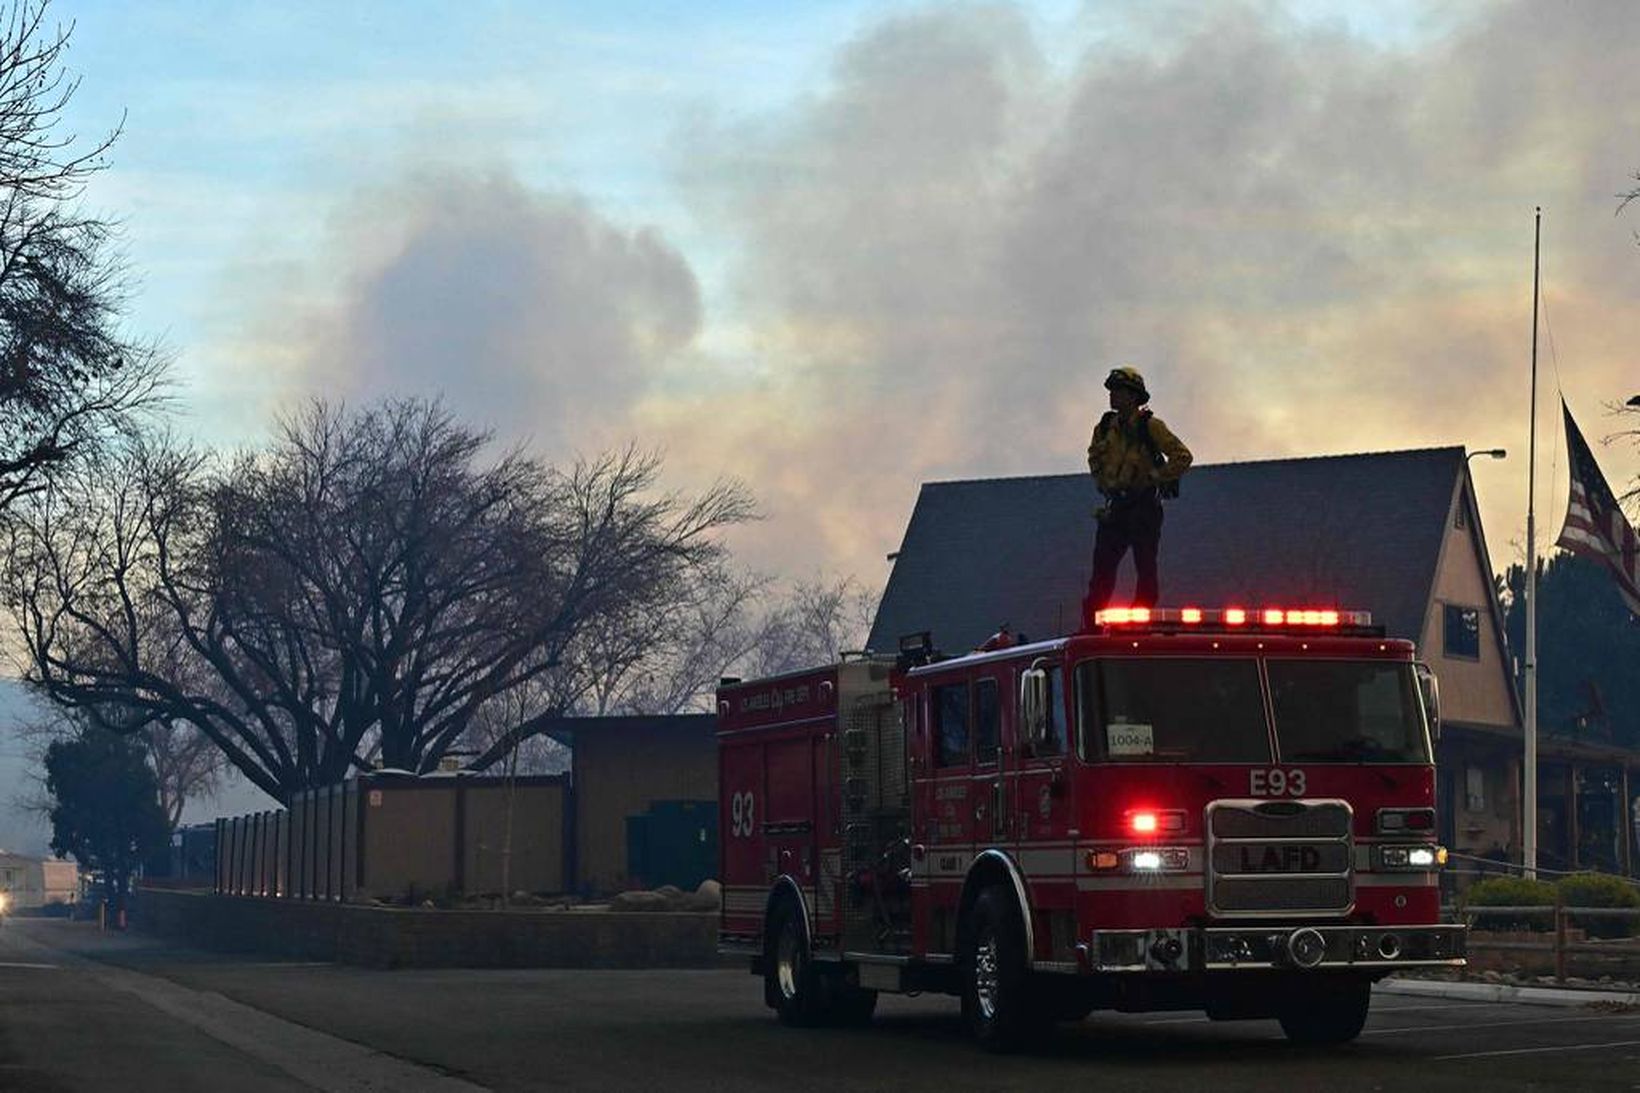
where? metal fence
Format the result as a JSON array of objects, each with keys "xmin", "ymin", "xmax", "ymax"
[{"xmin": 215, "ymin": 774, "xmax": 570, "ymax": 902}]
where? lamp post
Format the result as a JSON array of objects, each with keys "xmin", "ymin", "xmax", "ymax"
[{"xmin": 1467, "ymin": 449, "xmax": 1507, "ymax": 465}]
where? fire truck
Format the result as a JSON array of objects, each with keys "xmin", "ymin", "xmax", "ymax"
[{"xmin": 717, "ymin": 605, "xmax": 1466, "ymax": 1050}]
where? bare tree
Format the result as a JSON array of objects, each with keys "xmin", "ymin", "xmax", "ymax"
[
  {"xmin": 5, "ymin": 399, "xmax": 752, "ymax": 802},
  {"xmin": 1610, "ymin": 397, "xmax": 1640, "ymax": 514},
  {"xmin": 735, "ymin": 574, "xmax": 879, "ymax": 680},
  {"xmin": 554, "ymin": 565, "xmax": 770, "ymax": 717},
  {"xmin": 139, "ymin": 719, "xmax": 226, "ymax": 829},
  {"xmin": 0, "ymin": 1, "xmax": 165, "ymax": 520},
  {"xmin": 545, "ymin": 570, "xmax": 882, "ymax": 721}
]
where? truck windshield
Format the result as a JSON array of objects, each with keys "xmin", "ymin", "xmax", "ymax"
[
  {"xmin": 1267, "ymin": 660, "xmax": 1430, "ymax": 763},
  {"xmin": 1075, "ymin": 659, "xmax": 1270, "ymax": 763}
]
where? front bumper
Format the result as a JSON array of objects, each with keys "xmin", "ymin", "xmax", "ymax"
[{"xmin": 1086, "ymin": 923, "xmax": 1466, "ymax": 973}]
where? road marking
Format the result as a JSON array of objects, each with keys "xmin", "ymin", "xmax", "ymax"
[
  {"xmin": 1133, "ymin": 1015, "xmax": 1209, "ymax": 1025},
  {"xmin": 1368, "ymin": 1001, "xmax": 1528, "ymax": 1013},
  {"xmin": 1132, "ymin": 1000, "xmax": 1509, "ymax": 1026},
  {"xmin": 1436, "ymin": 1039, "xmax": 1640, "ymax": 1061},
  {"xmin": 1366, "ymin": 1013, "xmax": 1640, "ymax": 1036},
  {"xmin": 0, "ymin": 962, "xmax": 58, "ymax": 969}
]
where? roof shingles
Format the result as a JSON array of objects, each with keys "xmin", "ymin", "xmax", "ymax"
[{"xmin": 868, "ymin": 447, "xmax": 1464, "ymax": 654}]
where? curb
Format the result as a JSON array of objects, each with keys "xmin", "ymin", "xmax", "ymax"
[{"xmin": 1378, "ymin": 977, "xmax": 1640, "ymax": 1008}]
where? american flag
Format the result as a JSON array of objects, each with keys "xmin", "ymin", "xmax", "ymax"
[{"xmin": 1555, "ymin": 400, "xmax": 1640, "ymax": 617}]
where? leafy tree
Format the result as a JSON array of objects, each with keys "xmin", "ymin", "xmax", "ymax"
[
  {"xmin": 7, "ymin": 399, "xmax": 752, "ymax": 801},
  {"xmin": 19, "ymin": 704, "xmax": 225, "ymax": 831},
  {"xmin": 0, "ymin": 1, "xmax": 165, "ymax": 521},
  {"xmin": 43, "ymin": 726, "xmax": 169, "ymax": 912},
  {"xmin": 1502, "ymin": 553, "xmax": 1640, "ymax": 749}
]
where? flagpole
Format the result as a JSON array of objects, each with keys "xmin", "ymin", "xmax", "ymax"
[{"xmin": 1524, "ymin": 207, "xmax": 1541, "ymax": 880}]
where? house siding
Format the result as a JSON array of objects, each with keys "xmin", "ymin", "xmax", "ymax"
[
  {"xmin": 1419, "ymin": 490, "xmax": 1516, "ymax": 731},
  {"xmin": 574, "ymin": 721, "xmax": 717, "ymax": 896}
]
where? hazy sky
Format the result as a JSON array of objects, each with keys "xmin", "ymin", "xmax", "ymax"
[{"xmin": 45, "ymin": 0, "xmax": 1640, "ymax": 589}]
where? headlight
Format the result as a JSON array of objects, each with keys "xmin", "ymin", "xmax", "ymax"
[
  {"xmin": 1085, "ymin": 847, "xmax": 1190, "ymax": 873},
  {"xmin": 1128, "ymin": 847, "xmax": 1190, "ymax": 873},
  {"xmin": 1377, "ymin": 844, "xmax": 1443, "ymax": 871}
]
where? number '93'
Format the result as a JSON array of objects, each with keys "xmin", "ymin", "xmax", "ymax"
[{"xmin": 1250, "ymin": 769, "xmax": 1307, "ymax": 796}]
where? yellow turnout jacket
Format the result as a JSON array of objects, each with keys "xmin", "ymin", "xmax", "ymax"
[{"xmin": 1087, "ymin": 410, "xmax": 1193, "ymax": 494}]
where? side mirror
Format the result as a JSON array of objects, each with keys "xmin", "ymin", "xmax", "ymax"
[
  {"xmin": 1019, "ymin": 668, "xmax": 1048, "ymax": 749},
  {"xmin": 1414, "ymin": 662, "xmax": 1441, "ymax": 743}
]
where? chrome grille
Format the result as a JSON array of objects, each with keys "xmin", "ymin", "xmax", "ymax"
[
  {"xmin": 1207, "ymin": 799, "xmax": 1354, "ymax": 917},
  {"xmin": 1212, "ymin": 876, "xmax": 1352, "ymax": 912},
  {"xmin": 1210, "ymin": 802, "xmax": 1350, "ymax": 840},
  {"xmin": 1210, "ymin": 841, "xmax": 1352, "ymax": 874}
]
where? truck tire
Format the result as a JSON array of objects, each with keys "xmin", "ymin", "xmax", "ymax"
[
  {"xmin": 1277, "ymin": 977, "xmax": 1371, "ymax": 1045},
  {"xmin": 763, "ymin": 897, "xmax": 878, "ymax": 1027},
  {"xmin": 765, "ymin": 898, "xmax": 825, "ymax": 1026},
  {"xmin": 961, "ymin": 886, "xmax": 1033, "ymax": 1051}
]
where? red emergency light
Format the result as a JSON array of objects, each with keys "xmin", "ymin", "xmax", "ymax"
[
  {"xmin": 1092, "ymin": 606, "xmax": 1373, "ymax": 631},
  {"xmin": 1125, "ymin": 809, "xmax": 1187, "ymax": 836}
]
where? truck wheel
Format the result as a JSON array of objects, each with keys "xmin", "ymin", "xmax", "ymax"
[
  {"xmin": 1277, "ymin": 978, "xmax": 1371, "ymax": 1045},
  {"xmin": 765, "ymin": 899, "xmax": 824, "ymax": 1026},
  {"xmin": 961, "ymin": 886, "xmax": 1032, "ymax": 1051}
]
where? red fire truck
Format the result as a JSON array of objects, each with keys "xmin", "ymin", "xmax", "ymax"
[{"xmin": 717, "ymin": 605, "xmax": 1466, "ymax": 1050}]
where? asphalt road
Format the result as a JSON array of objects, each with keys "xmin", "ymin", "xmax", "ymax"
[{"xmin": 3, "ymin": 917, "xmax": 1639, "ymax": 1092}]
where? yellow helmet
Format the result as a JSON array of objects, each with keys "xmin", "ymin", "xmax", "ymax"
[{"xmin": 1104, "ymin": 366, "xmax": 1150, "ymax": 403}]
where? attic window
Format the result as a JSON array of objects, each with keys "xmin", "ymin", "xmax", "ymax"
[
  {"xmin": 1443, "ymin": 604, "xmax": 1480, "ymax": 660},
  {"xmin": 1455, "ymin": 500, "xmax": 1467, "ymax": 529}
]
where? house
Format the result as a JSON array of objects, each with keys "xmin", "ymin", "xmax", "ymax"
[
  {"xmin": 0, "ymin": 851, "xmax": 78, "ymax": 909},
  {"xmin": 546, "ymin": 715, "xmax": 718, "ymax": 895},
  {"xmin": 867, "ymin": 446, "xmax": 1638, "ymax": 877}
]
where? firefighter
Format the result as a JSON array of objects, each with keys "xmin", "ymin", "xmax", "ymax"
[{"xmin": 1084, "ymin": 366, "xmax": 1192, "ymax": 621}]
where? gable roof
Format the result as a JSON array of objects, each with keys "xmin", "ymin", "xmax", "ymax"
[
  {"xmin": 868, "ymin": 447, "xmax": 1466, "ymax": 655},
  {"xmin": 542, "ymin": 714, "xmax": 716, "ymax": 750}
]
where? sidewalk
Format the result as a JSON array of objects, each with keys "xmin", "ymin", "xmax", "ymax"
[{"xmin": 1381, "ymin": 975, "xmax": 1640, "ymax": 1009}]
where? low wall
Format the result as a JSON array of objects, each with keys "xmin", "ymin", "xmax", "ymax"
[{"xmin": 134, "ymin": 888, "xmax": 721, "ymax": 970}]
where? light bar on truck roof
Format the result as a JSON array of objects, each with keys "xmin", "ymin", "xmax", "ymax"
[{"xmin": 1092, "ymin": 606, "xmax": 1373, "ymax": 630}]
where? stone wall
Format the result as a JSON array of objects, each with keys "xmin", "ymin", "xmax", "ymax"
[{"xmin": 134, "ymin": 888, "xmax": 721, "ymax": 970}]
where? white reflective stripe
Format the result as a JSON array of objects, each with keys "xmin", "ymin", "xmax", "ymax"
[
  {"xmin": 1076, "ymin": 876, "xmax": 1201, "ymax": 891},
  {"xmin": 1014, "ymin": 847, "xmax": 1076, "ymax": 874},
  {"xmin": 913, "ymin": 849, "xmax": 971, "ymax": 879},
  {"xmin": 722, "ymin": 886, "xmax": 772, "ymax": 914}
]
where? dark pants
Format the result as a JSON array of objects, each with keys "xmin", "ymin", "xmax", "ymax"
[{"xmin": 1086, "ymin": 497, "xmax": 1164, "ymax": 615}]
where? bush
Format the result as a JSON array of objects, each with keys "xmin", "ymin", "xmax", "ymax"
[
  {"xmin": 1557, "ymin": 873, "xmax": 1640, "ymax": 939},
  {"xmin": 1461, "ymin": 876, "xmax": 1558, "ymax": 931}
]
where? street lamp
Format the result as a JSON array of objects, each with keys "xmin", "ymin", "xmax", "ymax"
[{"xmin": 1467, "ymin": 448, "xmax": 1507, "ymax": 464}]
